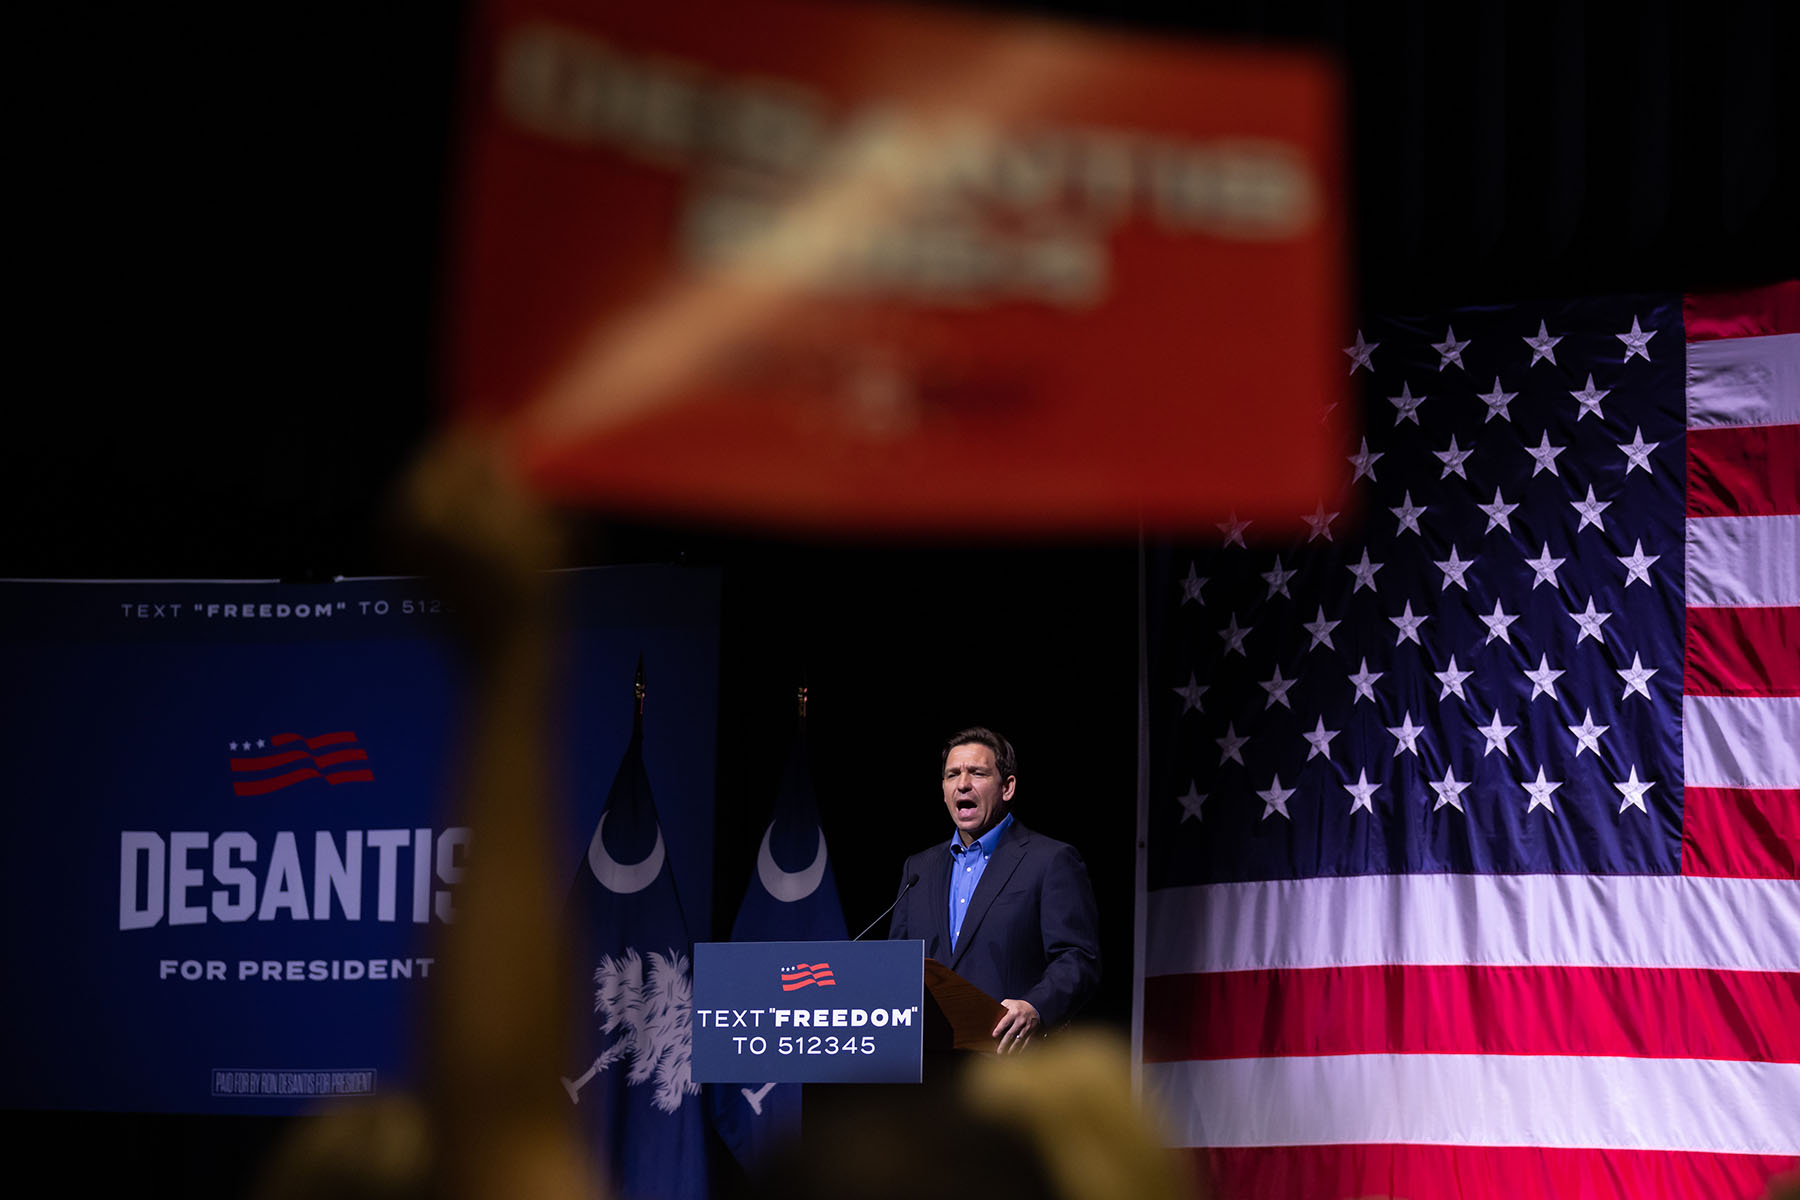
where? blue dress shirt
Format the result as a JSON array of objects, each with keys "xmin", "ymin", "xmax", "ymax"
[{"xmin": 948, "ymin": 812, "xmax": 1014, "ymax": 950}]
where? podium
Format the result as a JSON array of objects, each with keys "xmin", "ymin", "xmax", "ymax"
[
  {"xmin": 921, "ymin": 957, "xmax": 1007, "ymax": 1055},
  {"xmin": 691, "ymin": 941, "xmax": 1004, "ymax": 1085},
  {"xmin": 694, "ymin": 942, "xmax": 1013, "ymax": 1174}
]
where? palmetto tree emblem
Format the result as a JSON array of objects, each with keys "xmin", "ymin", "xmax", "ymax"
[{"xmin": 561, "ymin": 948, "xmax": 698, "ymax": 1114}]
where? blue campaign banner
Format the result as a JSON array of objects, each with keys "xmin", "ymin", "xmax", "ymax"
[
  {"xmin": 691, "ymin": 940, "xmax": 924, "ymax": 1085},
  {"xmin": 0, "ymin": 567, "xmax": 719, "ymax": 1114}
]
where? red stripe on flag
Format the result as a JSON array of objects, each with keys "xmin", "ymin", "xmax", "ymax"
[
  {"xmin": 271, "ymin": 733, "xmax": 302, "ymax": 746},
  {"xmin": 1681, "ymin": 786, "xmax": 1800, "ymax": 879},
  {"xmin": 1140, "ymin": 964, "xmax": 1800, "ymax": 1063},
  {"xmin": 1684, "ymin": 605, "xmax": 1800, "ymax": 696},
  {"xmin": 1687, "ymin": 424, "xmax": 1800, "ymax": 518},
  {"xmin": 314, "ymin": 748, "xmax": 371, "ymax": 768},
  {"xmin": 232, "ymin": 767, "xmax": 321, "ymax": 796},
  {"xmin": 1684, "ymin": 281, "xmax": 1800, "ymax": 340},
  {"xmin": 230, "ymin": 749, "xmax": 310, "ymax": 772},
  {"xmin": 307, "ymin": 731, "xmax": 359, "ymax": 750},
  {"xmin": 324, "ymin": 768, "xmax": 375, "ymax": 785},
  {"xmin": 1191, "ymin": 1144, "xmax": 1799, "ymax": 1200}
]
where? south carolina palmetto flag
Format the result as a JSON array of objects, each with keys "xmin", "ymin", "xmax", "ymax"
[
  {"xmin": 1138, "ymin": 282, "xmax": 1798, "ymax": 1198},
  {"xmin": 561, "ymin": 722, "xmax": 708, "ymax": 1200},
  {"xmin": 710, "ymin": 731, "xmax": 848, "ymax": 1167}
]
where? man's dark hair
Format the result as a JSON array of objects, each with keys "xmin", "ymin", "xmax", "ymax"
[{"xmin": 942, "ymin": 727, "xmax": 1017, "ymax": 781}]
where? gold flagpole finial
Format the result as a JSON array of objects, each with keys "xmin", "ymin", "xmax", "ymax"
[
  {"xmin": 634, "ymin": 655, "xmax": 646, "ymax": 720},
  {"xmin": 796, "ymin": 678, "xmax": 809, "ymax": 731}
]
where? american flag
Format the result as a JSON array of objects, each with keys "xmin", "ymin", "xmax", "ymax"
[{"xmin": 1137, "ymin": 283, "xmax": 1799, "ymax": 1198}]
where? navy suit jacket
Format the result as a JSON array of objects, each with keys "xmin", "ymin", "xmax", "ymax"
[{"xmin": 888, "ymin": 820, "xmax": 1099, "ymax": 1029}]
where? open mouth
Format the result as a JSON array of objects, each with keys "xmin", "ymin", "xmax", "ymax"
[{"xmin": 956, "ymin": 799, "xmax": 978, "ymax": 814}]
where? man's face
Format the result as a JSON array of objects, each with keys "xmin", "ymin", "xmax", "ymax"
[{"xmin": 942, "ymin": 742, "xmax": 1016, "ymax": 845}]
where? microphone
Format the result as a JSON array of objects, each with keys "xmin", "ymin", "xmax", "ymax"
[{"xmin": 853, "ymin": 872, "xmax": 920, "ymax": 940}]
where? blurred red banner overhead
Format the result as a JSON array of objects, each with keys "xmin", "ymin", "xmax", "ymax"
[{"xmin": 449, "ymin": 0, "xmax": 1350, "ymax": 532}]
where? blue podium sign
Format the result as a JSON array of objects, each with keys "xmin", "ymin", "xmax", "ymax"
[{"xmin": 692, "ymin": 940, "xmax": 924, "ymax": 1083}]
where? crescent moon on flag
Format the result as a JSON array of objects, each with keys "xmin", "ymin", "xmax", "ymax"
[
  {"xmin": 586, "ymin": 812, "xmax": 665, "ymax": 894},
  {"xmin": 756, "ymin": 823, "xmax": 827, "ymax": 902}
]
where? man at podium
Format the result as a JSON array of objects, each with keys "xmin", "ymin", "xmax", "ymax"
[{"xmin": 888, "ymin": 727, "xmax": 1101, "ymax": 1052}]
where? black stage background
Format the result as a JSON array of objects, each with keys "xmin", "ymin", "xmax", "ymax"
[{"xmin": 4, "ymin": 1, "xmax": 1793, "ymax": 1195}]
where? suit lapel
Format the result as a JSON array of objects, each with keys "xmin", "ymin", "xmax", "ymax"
[
  {"xmin": 949, "ymin": 824, "xmax": 1029, "ymax": 971},
  {"xmin": 921, "ymin": 846, "xmax": 954, "ymax": 957}
]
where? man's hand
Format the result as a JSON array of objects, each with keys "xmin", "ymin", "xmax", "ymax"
[{"xmin": 992, "ymin": 998, "xmax": 1040, "ymax": 1054}]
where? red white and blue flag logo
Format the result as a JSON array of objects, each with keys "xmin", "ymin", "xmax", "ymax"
[
  {"xmin": 779, "ymin": 962, "xmax": 835, "ymax": 991},
  {"xmin": 229, "ymin": 732, "xmax": 374, "ymax": 796}
]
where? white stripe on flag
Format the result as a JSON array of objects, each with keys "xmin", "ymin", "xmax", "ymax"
[
  {"xmin": 1141, "ymin": 874, "xmax": 1800, "ymax": 976},
  {"xmin": 1145, "ymin": 1053, "xmax": 1800, "ymax": 1155},
  {"xmin": 1686, "ymin": 514, "xmax": 1800, "ymax": 606},
  {"xmin": 1683, "ymin": 694, "xmax": 1800, "ymax": 789},
  {"xmin": 1685, "ymin": 332, "xmax": 1800, "ymax": 428}
]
